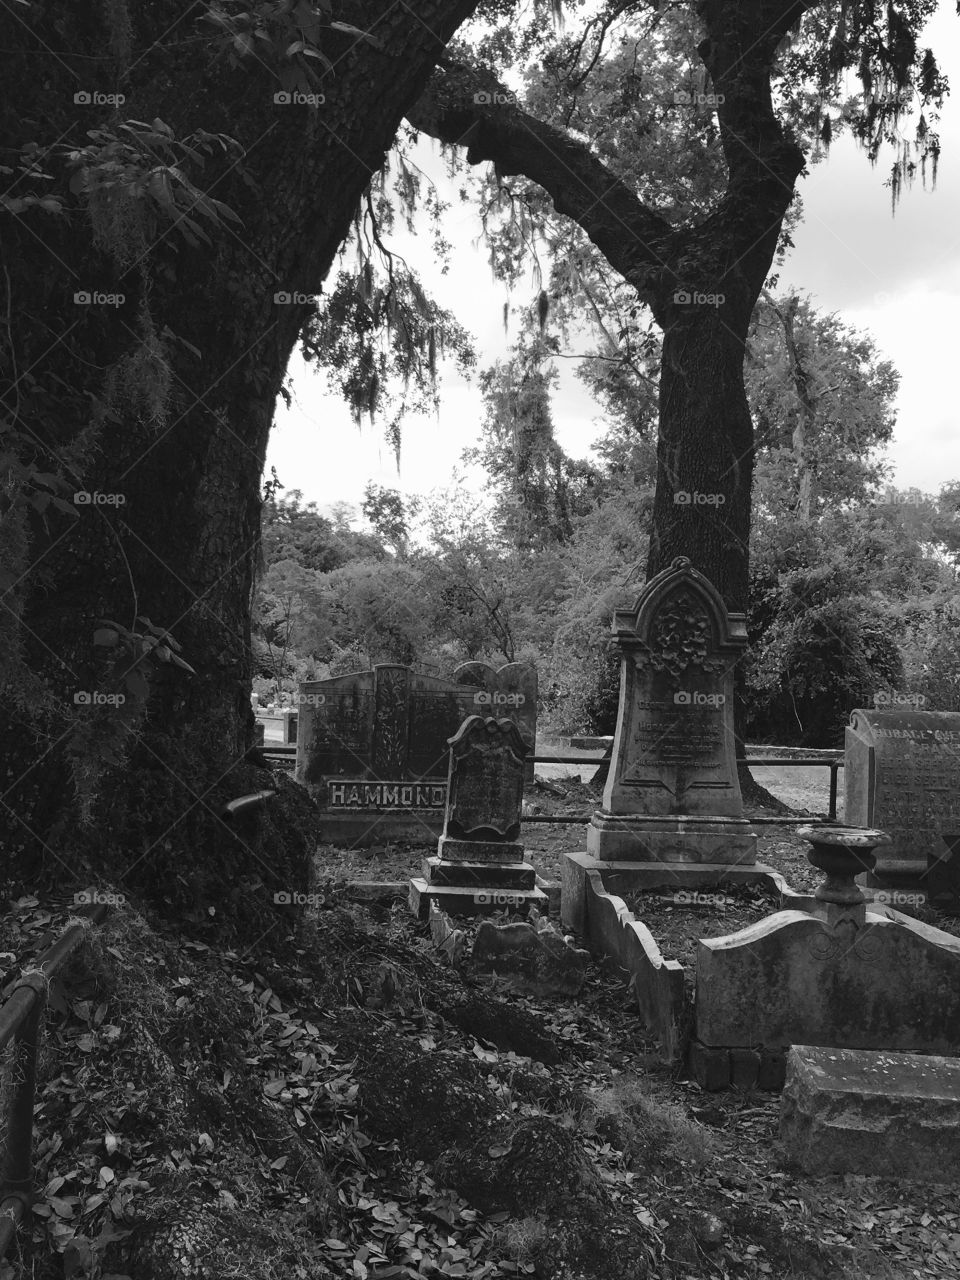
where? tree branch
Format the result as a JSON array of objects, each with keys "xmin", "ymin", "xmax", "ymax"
[{"xmin": 407, "ymin": 62, "xmax": 675, "ymax": 297}]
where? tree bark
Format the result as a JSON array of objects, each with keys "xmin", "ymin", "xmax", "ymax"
[{"xmin": 1, "ymin": 0, "xmax": 480, "ymax": 932}]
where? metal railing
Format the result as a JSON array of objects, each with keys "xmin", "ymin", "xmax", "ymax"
[
  {"xmin": 259, "ymin": 747, "xmax": 844, "ymax": 822},
  {"xmin": 0, "ymin": 892, "xmax": 111, "ymax": 1261}
]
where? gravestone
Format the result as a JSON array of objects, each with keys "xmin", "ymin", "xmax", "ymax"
[
  {"xmin": 409, "ymin": 715, "xmax": 547, "ymax": 917},
  {"xmin": 689, "ymin": 828, "xmax": 960, "ymax": 1090},
  {"xmin": 455, "ymin": 661, "xmax": 537, "ymax": 780},
  {"xmin": 296, "ymin": 663, "xmax": 536, "ymax": 847},
  {"xmin": 844, "ymin": 709, "xmax": 960, "ymax": 892},
  {"xmin": 587, "ymin": 557, "xmax": 757, "ymax": 865}
]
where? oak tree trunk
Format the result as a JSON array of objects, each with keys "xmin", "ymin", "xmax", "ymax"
[{"xmin": 0, "ymin": 0, "xmax": 478, "ymax": 934}]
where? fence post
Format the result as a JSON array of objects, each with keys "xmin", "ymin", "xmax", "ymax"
[
  {"xmin": 0, "ymin": 975, "xmax": 46, "ymax": 1258},
  {"xmin": 828, "ymin": 763, "xmax": 839, "ymax": 822}
]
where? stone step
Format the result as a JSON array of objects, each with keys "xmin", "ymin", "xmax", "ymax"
[
  {"xmin": 408, "ymin": 878, "xmax": 548, "ymax": 921},
  {"xmin": 422, "ymin": 856, "xmax": 538, "ymax": 889},
  {"xmin": 780, "ymin": 1044, "xmax": 960, "ymax": 1180}
]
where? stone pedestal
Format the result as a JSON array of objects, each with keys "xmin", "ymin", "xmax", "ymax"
[{"xmin": 587, "ymin": 813, "xmax": 757, "ymax": 864}]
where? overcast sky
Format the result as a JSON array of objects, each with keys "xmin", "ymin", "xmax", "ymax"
[{"xmin": 266, "ymin": 3, "xmax": 960, "ymax": 518}]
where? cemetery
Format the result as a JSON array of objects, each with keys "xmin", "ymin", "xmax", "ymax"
[{"xmin": 7, "ymin": 1, "xmax": 960, "ymax": 1277}]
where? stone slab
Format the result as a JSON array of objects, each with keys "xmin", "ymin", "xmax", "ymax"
[
  {"xmin": 780, "ymin": 1044, "xmax": 960, "ymax": 1180},
  {"xmin": 438, "ymin": 835, "xmax": 526, "ymax": 863},
  {"xmin": 408, "ymin": 878, "xmax": 547, "ymax": 920},
  {"xmin": 422, "ymin": 857, "xmax": 537, "ymax": 889}
]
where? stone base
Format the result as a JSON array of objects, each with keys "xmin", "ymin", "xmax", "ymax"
[
  {"xmin": 408, "ymin": 878, "xmax": 547, "ymax": 920},
  {"xmin": 780, "ymin": 1045, "xmax": 960, "ymax": 1180},
  {"xmin": 689, "ymin": 1040, "xmax": 787, "ymax": 1092},
  {"xmin": 422, "ymin": 857, "xmax": 537, "ymax": 889},
  {"xmin": 438, "ymin": 835, "xmax": 525, "ymax": 863},
  {"xmin": 587, "ymin": 812, "xmax": 757, "ymax": 865}
]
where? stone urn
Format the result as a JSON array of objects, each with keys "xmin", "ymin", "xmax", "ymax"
[{"xmin": 797, "ymin": 825, "xmax": 891, "ymax": 914}]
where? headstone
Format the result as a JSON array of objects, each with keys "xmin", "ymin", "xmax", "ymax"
[
  {"xmin": 409, "ymin": 715, "xmax": 547, "ymax": 917},
  {"xmin": 694, "ymin": 908, "xmax": 960, "ymax": 1061},
  {"xmin": 844, "ymin": 709, "xmax": 960, "ymax": 892},
  {"xmin": 454, "ymin": 661, "xmax": 537, "ymax": 780},
  {"xmin": 587, "ymin": 557, "xmax": 757, "ymax": 864},
  {"xmin": 780, "ymin": 1045, "xmax": 960, "ymax": 1181},
  {"xmin": 296, "ymin": 664, "xmax": 537, "ymax": 847},
  {"xmin": 468, "ymin": 916, "xmax": 589, "ymax": 996}
]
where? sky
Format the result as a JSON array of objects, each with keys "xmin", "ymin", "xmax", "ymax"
[{"xmin": 265, "ymin": 3, "xmax": 960, "ymax": 519}]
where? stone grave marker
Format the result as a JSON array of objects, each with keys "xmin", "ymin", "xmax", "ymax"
[
  {"xmin": 409, "ymin": 715, "xmax": 547, "ymax": 917},
  {"xmin": 586, "ymin": 556, "xmax": 757, "ymax": 865},
  {"xmin": 844, "ymin": 708, "xmax": 960, "ymax": 892},
  {"xmin": 454, "ymin": 661, "xmax": 537, "ymax": 780},
  {"xmin": 689, "ymin": 827, "xmax": 960, "ymax": 1090},
  {"xmin": 296, "ymin": 663, "xmax": 537, "ymax": 847}
]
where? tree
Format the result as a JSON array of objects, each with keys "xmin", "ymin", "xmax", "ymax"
[
  {"xmin": 1, "ymin": 0, "xmax": 493, "ymax": 928},
  {"xmin": 407, "ymin": 0, "xmax": 944, "ymax": 619}
]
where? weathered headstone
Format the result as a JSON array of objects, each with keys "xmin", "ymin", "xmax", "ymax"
[
  {"xmin": 295, "ymin": 664, "xmax": 537, "ymax": 847},
  {"xmin": 409, "ymin": 715, "xmax": 547, "ymax": 917},
  {"xmin": 454, "ymin": 661, "xmax": 537, "ymax": 780},
  {"xmin": 689, "ymin": 828, "xmax": 960, "ymax": 1090},
  {"xmin": 844, "ymin": 708, "xmax": 960, "ymax": 892},
  {"xmin": 587, "ymin": 556, "xmax": 757, "ymax": 865}
]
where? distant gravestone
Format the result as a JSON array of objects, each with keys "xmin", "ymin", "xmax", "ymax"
[
  {"xmin": 296, "ymin": 663, "xmax": 537, "ymax": 847},
  {"xmin": 587, "ymin": 557, "xmax": 756, "ymax": 865},
  {"xmin": 844, "ymin": 709, "xmax": 960, "ymax": 891},
  {"xmin": 409, "ymin": 716, "xmax": 547, "ymax": 917}
]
